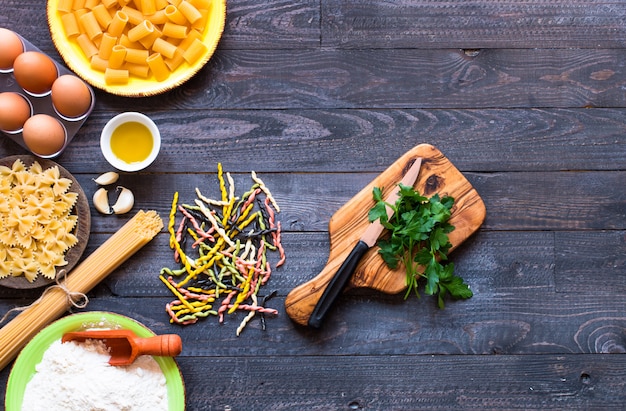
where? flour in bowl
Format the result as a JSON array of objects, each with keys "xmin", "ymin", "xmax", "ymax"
[{"xmin": 21, "ymin": 338, "xmax": 168, "ymax": 411}]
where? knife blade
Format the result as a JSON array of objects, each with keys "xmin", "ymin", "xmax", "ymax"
[{"xmin": 307, "ymin": 157, "xmax": 423, "ymax": 328}]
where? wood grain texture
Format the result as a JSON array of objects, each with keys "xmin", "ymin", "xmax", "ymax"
[
  {"xmin": 285, "ymin": 144, "xmax": 486, "ymax": 326},
  {"xmin": 43, "ymin": 171, "xmax": 622, "ymax": 235},
  {"xmin": 172, "ymin": 354, "xmax": 626, "ymax": 410},
  {"xmin": 323, "ymin": 1, "xmax": 626, "ymax": 49},
  {"xmin": 12, "ymin": 108, "xmax": 623, "ymax": 174},
  {"xmin": 80, "ymin": 48, "xmax": 626, "ymax": 110}
]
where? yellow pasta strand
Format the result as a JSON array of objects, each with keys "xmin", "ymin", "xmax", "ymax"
[
  {"xmin": 90, "ymin": 55, "xmax": 109, "ymax": 72},
  {"xmin": 124, "ymin": 61, "xmax": 151, "ymax": 78},
  {"xmin": 140, "ymin": 0, "xmax": 157, "ymax": 15},
  {"xmin": 72, "ymin": 0, "xmax": 87, "ymax": 11}
]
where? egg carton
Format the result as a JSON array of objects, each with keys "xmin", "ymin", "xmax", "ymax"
[{"xmin": 0, "ymin": 31, "xmax": 95, "ymax": 158}]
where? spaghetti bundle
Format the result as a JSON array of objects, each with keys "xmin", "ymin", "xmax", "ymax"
[{"xmin": 0, "ymin": 210, "xmax": 163, "ymax": 371}]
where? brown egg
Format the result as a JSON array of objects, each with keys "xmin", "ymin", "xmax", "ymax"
[
  {"xmin": 22, "ymin": 114, "xmax": 66, "ymax": 156},
  {"xmin": 51, "ymin": 75, "xmax": 92, "ymax": 118},
  {"xmin": 0, "ymin": 92, "xmax": 31, "ymax": 131},
  {"xmin": 0, "ymin": 28, "xmax": 23, "ymax": 70},
  {"xmin": 13, "ymin": 51, "xmax": 58, "ymax": 95}
]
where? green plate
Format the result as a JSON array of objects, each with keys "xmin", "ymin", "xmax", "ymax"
[{"xmin": 5, "ymin": 311, "xmax": 185, "ymax": 411}]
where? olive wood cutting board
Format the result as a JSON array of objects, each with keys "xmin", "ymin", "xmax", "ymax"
[{"xmin": 285, "ymin": 144, "xmax": 486, "ymax": 326}]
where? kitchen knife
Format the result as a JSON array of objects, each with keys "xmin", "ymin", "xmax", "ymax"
[{"xmin": 307, "ymin": 157, "xmax": 423, "ymax": 328}]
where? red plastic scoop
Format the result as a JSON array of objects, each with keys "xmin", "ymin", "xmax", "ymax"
[{"xmin": 62, "ymin": 329, "xmax": 183, "ymax": 366}]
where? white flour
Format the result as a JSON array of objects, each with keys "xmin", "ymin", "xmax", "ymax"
[{"xmin": 21, "ymin": 338, "xmax": 169, "ymax": 411}]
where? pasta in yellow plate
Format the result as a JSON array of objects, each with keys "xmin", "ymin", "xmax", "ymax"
[{"xmin": 47, "ymin": 0, "xmax": 226, "ymax": 96}]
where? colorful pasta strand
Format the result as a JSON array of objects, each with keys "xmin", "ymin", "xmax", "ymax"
[{"xmin": 160, "ymin": 164, "xmax": 284, "ymax": 335}]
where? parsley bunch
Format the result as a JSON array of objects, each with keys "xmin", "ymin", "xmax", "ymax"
[{"xmin": 368, "ymin": 184, "xmax": 472, "ymax": 308}]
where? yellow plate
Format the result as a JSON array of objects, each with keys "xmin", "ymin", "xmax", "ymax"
[{"xmin": 46, "ymin": 0, "xmax": 226, "ymax": 97}]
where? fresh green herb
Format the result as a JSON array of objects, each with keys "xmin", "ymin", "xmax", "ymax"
[{"xmin": 368, "ymin": 184, "xmax": 472, "ymax": 308}]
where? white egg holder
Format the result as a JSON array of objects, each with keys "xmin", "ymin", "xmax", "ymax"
[{"xmin": 0, "ymin": 31, "xmax": 95, "ymax": 158}]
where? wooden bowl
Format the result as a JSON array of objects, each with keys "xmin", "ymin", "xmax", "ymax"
[{"xmin": 0, "ymin": 155, "xmax": 90, "ymax": 289}]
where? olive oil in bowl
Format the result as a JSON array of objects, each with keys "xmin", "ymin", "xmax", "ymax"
[
  {"xmin": 110, "ymin": 121, "xmax": 153, "ymax": 164},
  {"xmin": 100, "ymin": 112, "xmax": 160, "ymax": 172}
]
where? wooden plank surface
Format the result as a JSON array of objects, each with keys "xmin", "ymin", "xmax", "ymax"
[
  {"xmin": 322, "ymin": 1, "xmax": 626, "ymax": 49},
  {"xmin": 0, "ymin": 0, "xmax": 625, "ymax": 410}
]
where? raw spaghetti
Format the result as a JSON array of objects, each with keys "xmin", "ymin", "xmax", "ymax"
[{"xmin": 161, "ymin": 164, "xmax": 284, "ymax": 335}]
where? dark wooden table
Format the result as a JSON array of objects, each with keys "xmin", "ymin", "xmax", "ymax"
[{"xmin": 1, "ymin": 1, "xmax": 626, "ymax": 409}]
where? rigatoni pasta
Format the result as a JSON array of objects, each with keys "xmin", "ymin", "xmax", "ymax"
[
  {"xmin": 60, "ymin": 13, "xmax": 81, "ymax": 38},
  {"xmin": 57, "ymin": 0, "xmax": 74, "ymax": 13},
  {"xmin": 177, "ymin": 1, "xmax": 202, "ymax": 24},
  {"xmin": 127, "ymin": 19, "xmax": 154, "ymax": 42},
  {"xmin": 108, "ymin": 10, "xmax": 128, "ymax": 37},
  {"xmin": 164, "ymin": 4, "xmax": 186, "ymax": 25},
  {"xmin": 146, "ymin": 52, "xmax": 169, "ymax": 81},
  {"xmin": 152, "ymin": 37, "xmax": 177, "ymax": 59},
  {"xmin": 104, "ymin": 67, "xmax": 129, "ymax": 84},
  {"xmin": 55, "ymin": 0, "xmax": 213, "ymax": 84},
  {"xmin": 162, "ymin": 21, "xmax": 188, "ymax": 38},
  {"xmin": 124, "ymin": 47, "xmax": 149, "ymax": 64},
  {"xmin": 78, "ymin": 11, "xmax": 102, "ymax": 41},
  {"xmin": 108, "ymin": 44, "xmax": 127, "ymax": 68},
  {"xmin": 182, "ymin": 38, "xmax": 207, "ymax": 64},
  {"xmin": 98, "ymin": 32, "xmax": 117, "ymax": 59},
  {"xmin": 76, "ymin": 33, "xmax": 99, "ymax": 58}
]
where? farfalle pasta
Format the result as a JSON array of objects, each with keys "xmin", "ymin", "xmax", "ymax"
[{"xmin": 0, "ymin": 159, "xmax": 79, "ymax": 282}]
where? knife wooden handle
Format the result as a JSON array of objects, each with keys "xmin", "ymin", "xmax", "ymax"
[{"xmin": 307, "ymin": 240, "xmax": 370, "ymax": 328}]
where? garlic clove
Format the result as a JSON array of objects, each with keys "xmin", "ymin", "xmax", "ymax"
[
  {"xmin": 93, "ymin": 171, "xmax": 120, "ymax": 186},
  {"xmin": 111, "ymin": 186, "xmax": 134, "ymax": 215},
  {"xmin": 93, "ymin": 187, "xmax": 112, "ymax": 214}
]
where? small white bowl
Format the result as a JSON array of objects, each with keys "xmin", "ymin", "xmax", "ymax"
[{"xmin": 100, "ymin": 112, "xmax": 160, "ymax": 172}]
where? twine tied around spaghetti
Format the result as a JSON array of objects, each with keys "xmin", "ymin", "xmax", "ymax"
[{"xmin": 0, "ymin": 270, "xmax": 89, "ymax": 325}]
